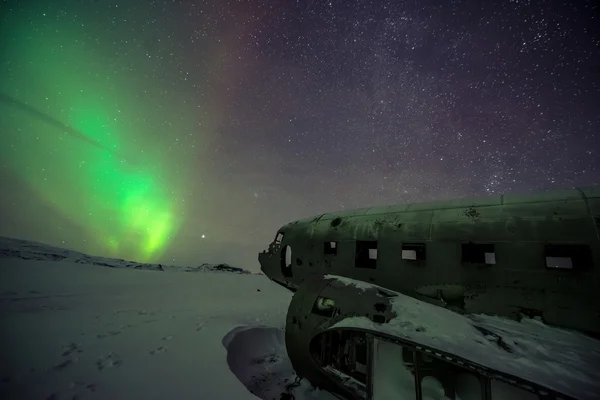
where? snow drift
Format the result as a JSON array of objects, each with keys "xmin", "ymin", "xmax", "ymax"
[{"xmin": 0, "ymin": 238, "xmax": 330, "ymax": 400}]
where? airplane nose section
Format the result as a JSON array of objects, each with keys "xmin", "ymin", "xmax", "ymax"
[
  {"xmin": 259, "ymin": 247, "xmax": 282, "ymax": 281},
  {"xmin": 259, "ymin": 243, "xmax": 298, "ymax": 292}
]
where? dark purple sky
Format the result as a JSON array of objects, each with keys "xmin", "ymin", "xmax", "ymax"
[{"xmin": 1, "ymin": 0, "xmax": 599, "ymax": 270}]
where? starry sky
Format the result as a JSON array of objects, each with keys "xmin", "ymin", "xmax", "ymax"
[{"xmin": 0, "ymin": 0, "xmax": 599, "ymax": 271}]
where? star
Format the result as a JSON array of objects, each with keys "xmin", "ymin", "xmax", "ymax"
[{"xmin": 0, "ymin": 0, "xmax": 598, "ymax": 270}]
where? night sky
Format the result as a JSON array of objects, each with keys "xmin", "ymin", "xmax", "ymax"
[{"xmin": 1, "ymin": 0, "xmax": 599, "ymax": 271}]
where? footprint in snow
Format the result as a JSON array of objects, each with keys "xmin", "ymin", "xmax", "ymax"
[
  {"xmin": 149, "ymin": 346, "xmax": 167, "ymax": 355},
  {"xmin": 53, "ymin": 342, "xmax": 82, "ymax": 370},
  {"xmin": 196, "ymin": 318, "xmax": 213, "ymax": 331},
  {"xmin": 96, "ymin": 330, "xmax": 122, "ymax": 339},
  {"xmin": 67, "ymin": 381, "xmax": 98, "ymax": 396},
  {"xmin": 61, "ymin": 342, "xmax": 82, "ymax": 357},
  {"xmin": 53, "ymin": 358, "xmax": 75, "ymax": 371},
  {"xmin": 96, "ymin": 353, "xmax": 123, "ymax": 370},
  {"xmin": 46, "ymin": 381, "xmax": 97, "ymax": 400}
]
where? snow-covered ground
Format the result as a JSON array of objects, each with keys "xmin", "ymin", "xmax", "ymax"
[
  {"xmin": 4, "ymin": 239, "xmax": 598, "ymax": 400},
  {"xmin": 0, "ymin": 239, "xmax": 333, "ymax": 400}
]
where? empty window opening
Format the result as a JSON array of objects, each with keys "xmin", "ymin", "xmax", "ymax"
[
  {"xmin": 311, "ymin": 330, "xmax": 368, "ymax": 398},
  {"xmin": 372, "ymin": 339, "xmax": 417, "ymax": 399},
  {"xmin": 402, "ymin": 243, "xmax": 426, "ymax": 261},
  {"xmin": 311, "ymin": 296, "xmax": 336, "ymax": 317},
  {"xmin": 339, "ymin": 331, "xmax": 367, "ymax": 384},
  {"xmin": 462, "ymin": 243, "xmax": 496, "ymax": 264},
  {"xmin": 416, "ymin": 351, "xmax": 484, "ymax": 400},
  {"xmin": 355, "ymin": 342, "xmax": 367, "ymax": 368},
  {"xmin": 545, "ymin": 244, "xmax": 592, "ymax": 270},
  {"xmin": 324, "ymin": 241, "xmax": 338, "ymax": 255},
  {"xmin": 275, "ymin": 232, "xmax": 284, "ymax": 244},
  {"xmin": 285, "ymin": 246, "xmax": 292, "ymax": 267},
  {"xmin": 355, "ymin": 241, "xmax": 377, "ymax": 269},
  {"xmin": 372, "ymin": 314, "xmax": 386, "ymax": 324},
  {"xmin": 281, "ymin": 245, "xmax": 293, "ymax": 277},
  {"xmin": 331, "ymin": 217, "xmax": 343, "ymax": 227}
]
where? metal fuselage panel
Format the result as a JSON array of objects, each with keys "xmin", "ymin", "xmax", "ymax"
[
  {"xmin": 285, "ymin": 277, "xmax": 398, "ymax": 400},
  {"xmin": 260, "ymin": 187, "xmax": 600, "ymax": 334},
  {"xmin": 284, "ymin": 276, "xmax": 597, "ymax": 400}
]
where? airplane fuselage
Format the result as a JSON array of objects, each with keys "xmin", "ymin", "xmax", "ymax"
[{"xmin": 259, "ymin": 187, "xmax": 600, "ymax": 335}]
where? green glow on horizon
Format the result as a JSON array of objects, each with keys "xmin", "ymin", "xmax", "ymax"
[{"xmin": 0, "ymin": 6, "xmax": 189, "ymax": 262}]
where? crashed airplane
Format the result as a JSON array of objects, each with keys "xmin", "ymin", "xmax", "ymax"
[
  {"xmin": 284, "ymin": 274, "xmax": 600, "ymax": 400},
  {"xmin": 259, "ymin": 187, "xmax": 600, "ymax": 400}
]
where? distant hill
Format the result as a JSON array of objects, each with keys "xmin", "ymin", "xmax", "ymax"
[{"xmin": 0, "ymin": 237, "xmax": 252, "ymax": 274}]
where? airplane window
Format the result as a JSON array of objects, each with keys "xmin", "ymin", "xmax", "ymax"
[
  {"xmin": 312, "ymin": 296, "xmax": 336, "ymax": 317},
  {"xmin": 275, "ymin": 232, "xmax": 284, "ymax": 244},
  {"xmin": 325, "ymin": 241, "xmax": 338, "ymax": 255},
  {"xmin": 402, "ymin": 249, "xmax": 417, "ymax": 260},
  {"xmin": 485, "ymin": 252, "xmax": 496, "ymax": 264},
  {"xmin": 546, "ymin": 256, "xmax": 573, "ymax": 269},
  {"xmin": 355, "ymin": 241, "xmax": 377, "ymax": 269},
  {"xmin": 544, "ymin": 244, "xmax": 592, "ymax": 270},
  {"xmin": 281, "ymin": 245, "xmax": 293, "ymax": 277},
  {"xmin": 331, "ymin": 217, "xmax": 343, "ymax": 227},
  {"xmin": 462, "ymin": 243, "xmax": 495, "ymax": 264},
  {"xmin": 316, "ymin": 296, "xmax": 336, "ymax": 310},
  {"xmin": 372, "ymin": 314, "xmax": 386, "ymax": 324},
  {"xmin": 402, "ymin": 243, "xmax": 426, "ymax": 261}
]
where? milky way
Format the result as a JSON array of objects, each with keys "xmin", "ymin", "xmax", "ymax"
[{"xmin": 1, "ymin": 0, "xmax": 598, "ymax": 270}]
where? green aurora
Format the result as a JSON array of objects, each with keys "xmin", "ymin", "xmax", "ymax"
[{"xmin": 0, "ymin": 5, "xmax": 199, "ymax": 262}]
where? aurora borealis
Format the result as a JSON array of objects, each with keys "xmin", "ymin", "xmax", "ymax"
[
  {"xmin": 1, "ymin": 0, "xmax": 599, "ymax": 271},
  {"xmin": 0, "ymin": 1, "xmax": 196, "ymax": 262}
]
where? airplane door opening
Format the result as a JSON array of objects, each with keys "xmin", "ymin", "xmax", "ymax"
[{"xmin": 281, "ymin": 245, "xmax": 293, "ymax": 277}]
